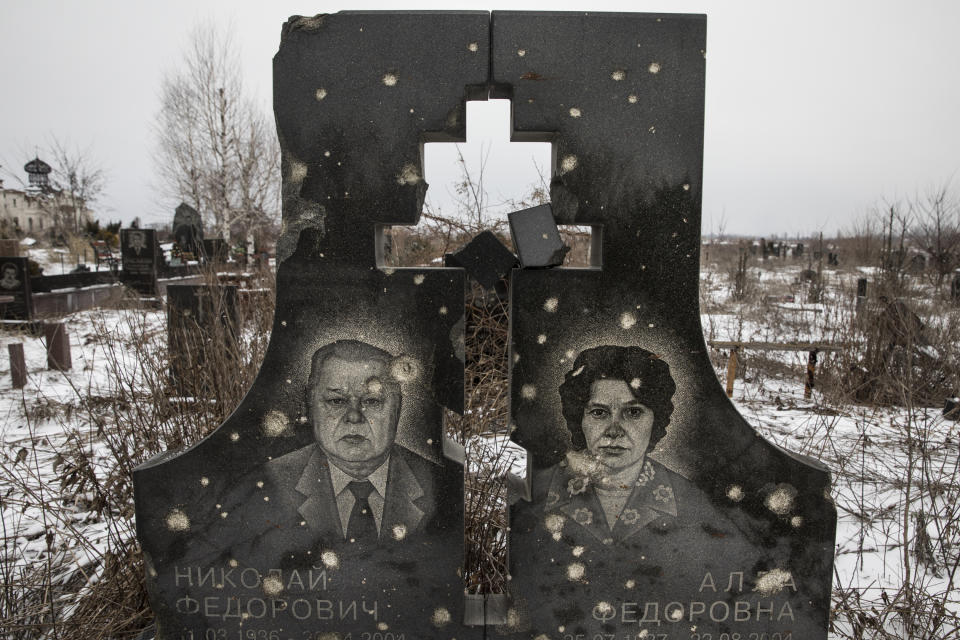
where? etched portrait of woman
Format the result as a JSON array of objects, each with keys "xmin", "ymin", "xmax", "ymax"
[
  {"xmin": 541, "ymin": 344, "xmax": 684, "ymax": 543},
  {"xmin": 509, "ymin": 344, "xmax": 773, "ymax": 630}
]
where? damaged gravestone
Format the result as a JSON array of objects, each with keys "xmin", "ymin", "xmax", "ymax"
[
  {"xmin": 498, "ymin": 12, "xmax": 835, "ymax": 639},
  {"xmin": 133, "ymin": 12, "xmax": 488, "ymax": 639}
]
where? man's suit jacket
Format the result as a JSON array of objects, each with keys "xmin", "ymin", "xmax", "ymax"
[{"xmin": 262, "ymin": 443, "xmax": 438, "ymax": 543}]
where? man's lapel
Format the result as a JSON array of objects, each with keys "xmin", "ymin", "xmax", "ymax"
[
  {"xmin": 382, "ymin": 452, "xmax": 426, "ymax": 535},
  {"xmin": 294, "ymin": 447, "xmax": 343, "ymax": 538}
]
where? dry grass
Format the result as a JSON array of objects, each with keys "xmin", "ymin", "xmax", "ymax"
[
  {"xmin": 5, "ymin": 225, "xmax": 960, "ymax": 638},
  {"xmin": 0, "ymin": 267, "xmax": 274, "ymax": 639}
]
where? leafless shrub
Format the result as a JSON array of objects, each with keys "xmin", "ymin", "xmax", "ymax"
[{"xmin": 0, "ymin": 271, "xmax": 275, "ymax": 639}]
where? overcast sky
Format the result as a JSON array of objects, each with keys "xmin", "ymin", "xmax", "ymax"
[{"xmin": 1, "ymin": 0, "xmax": 958, "ymax": 237}]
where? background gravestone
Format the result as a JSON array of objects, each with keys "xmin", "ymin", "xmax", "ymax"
[
  {"xmin": 496, "ymin": 12, "xmax": 835, "ymax": 639},
  {"xmin": 121, "ymin": 228, "xmax": 159, "ymax": 295},
  {"xmin": 0, "ymin": 257, "xmax": 32, "ymax": 321},
  {"xmin": 134, "ymin": 12, "xmax": 487, "ymax": 640},
  {"xmin": 201, "ymin": 238, "xmax": 229, "ymax": 265},
  {"xmin": 167, "ymin": 285, "xmax": 239, "ymax": 396},
  {"xmin": 173, "ymin": 202, "xmax": 203, "ymax": 257}
]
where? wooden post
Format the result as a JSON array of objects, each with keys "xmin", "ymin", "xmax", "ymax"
[
  {"xmin": 804, "ymin": 349, "xmax": 819, "ymax": 399},
  {"xmin": 8, "ymin": 343, "xmax": 26, "ymax": 388},
  {"xmin": 725, "ymin": 347, "xmax": 738, "ymax": 397},
  {"xmin": 43, "ymin": 322, "xmax": 72, "ymax": 371}
]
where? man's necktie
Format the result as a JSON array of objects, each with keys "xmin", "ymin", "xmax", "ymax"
[{"xmin": 347, "ymin": 480, "xmax": 377, "ymax": 542}]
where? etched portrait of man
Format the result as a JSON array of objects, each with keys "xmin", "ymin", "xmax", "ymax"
[
  {"xmin": 259, "ymin": 339, "xmax": 438, "ymax": 545},
  {"xmin": 128, "ymin": 230, "xmax": 146, "ymax": 255}
]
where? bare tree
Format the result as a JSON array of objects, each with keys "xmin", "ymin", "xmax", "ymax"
[
  {"xmin": 910, "ymin": 183, "xmax": 960, "ymax": 290},
  {"xmin": 47, "ymin": 137, "xmax": 106, "ymax": 234},
  {"xmin": 843, "ymin": 210, "xmax": 881, "ymax": 266},
  {"xmin": 154, "ymin": 23, "xmax": 279, "ymax": 241},
  {"xmin": 0, "ymin": 140, "xmax": 106, "ymax": 235}
]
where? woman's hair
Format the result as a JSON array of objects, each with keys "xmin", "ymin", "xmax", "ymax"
[{"xmin": 559, "ymin": 345, "xmax": 676, "ymax": 451}]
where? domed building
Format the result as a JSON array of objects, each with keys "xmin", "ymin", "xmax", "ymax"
[{"xmin": 0, "ymin": 156, "xmax": 93, "ymax": 236}]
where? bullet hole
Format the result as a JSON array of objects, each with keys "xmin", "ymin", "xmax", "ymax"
[
  {"xmin": 611, "ymin": 69, "xmax": 626, "ymax": 81},
  {"xmin": 726, "ymin": 485, "xmax": 744, "ymax": 502},
  {"xmin": 543, "ymin": 297, "xmax": 559, "ymax": 312},
  {"xmin": 544, "ymin": 513, "xmax": 565, "ymax": 533},
  {"xmin": 262, "ymin": 574, "xmax": 283, "ymax": 597},
  {"xmin": 396, "ymin": 163, "xmax": 421, "ymax": 185},
  {"xmin": 567, "ymin": 562, "xmax": 586, "ymax": 581},
  {"xmin": 262, "ymin": 410, "xmax": 289, "ymax": 437},
  {"xmin": 620, "ymin": 312, "xmax": 637, "ymax": 329},
  {"xmin": 315, "ymin": 88, "xmax": 327, "ymax": 101},
  {"xmin": 521, "ymin": 384, "xmax": 537, "ymax": 400},
  {"xmin": 560, "ymin": 155, "xmax": 578, "ymax": 174},
  {"xmin": 431, "ymin": 607, "xmax": 451, "ymax": 627},
  {"xmin": 321, "ymin": 550, "xmax": 340, "ymax": 570},
  {"xmin": 467, "ymin": 42, "xmax": 479, "ymax": 52},
  {"xmin": 569, "ymin": 107, "xmax": 582, "ymax": 118},
  {"xmin": 628, "ymin": 94, "xmax": 638, "ymax": 104},
  {"xmin": 765, "ymin": 484, "xmax": 797, "ymax": 515},
  {"xmin": 648, "ymin": 62, "xmax": 661, "ymax": 74},
  {"xmin": 166, "ymin": 509, "xmax": 190, "ymax": 531},
  {"xmin": 413, "ymin": 274, "xmax": 425, "ymax": 285},
  {"xmin": 382, "ymin": 73, "xmax": 398, "ymax": 86},
  {"xmin": 537, "ymin": 334, "xmax": 547, "ymax": 344},
  {"xmin": 517, "ymin": 49, "xmax": 526, "ymax": 57},
  {"xmin": 754, "ymin": 568, "xmax": 794, "ymax": 596}
]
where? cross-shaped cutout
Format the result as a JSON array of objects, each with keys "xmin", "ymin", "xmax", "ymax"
[{"xmin": 379, "ymin": 99, "xmax": 594, "ymax": 268}]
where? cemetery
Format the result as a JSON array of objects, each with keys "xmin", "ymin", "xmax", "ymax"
[{"xmin": 0, "ymin": 8, "xmax": 959, "ymax": 640}]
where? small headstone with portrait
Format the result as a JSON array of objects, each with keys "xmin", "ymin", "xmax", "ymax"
[
  {"xmin": 0, "ymin": 257, "xmax": 33, "ymax": 321},
  {"xmin": 121, "ymin": 228, "xmax": 159, "ymax": 295}
]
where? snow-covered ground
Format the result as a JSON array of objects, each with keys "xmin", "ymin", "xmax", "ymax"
[{"xmin": 2, "ymin": 257, "xmax": 959, "ymax": 638}]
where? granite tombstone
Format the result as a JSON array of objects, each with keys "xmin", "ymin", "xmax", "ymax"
[
  {"xmin": 202, "ymin": 238, "xmax": 229, "ymax": 265},
  {"xmin": 121, "ymin": 228, "xmax": 159, "ymax": 295},
  {"xmin": 497, "ymin": 12, "xmax": 836, "ymax": 640},
  {"xmin": 0, "ymin": 257, "xmax": 33, "ymax": 321},
  {"xmin": 134, "ymin": 12, "xmax": 488, "ymax": 640},
  {"xmin": 166, "ymin": 284, "xmax": 239, "ymax": 395},
  {"xmin": 173, "ymin": 202, "xmax": 204, "ymax": 257}
]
